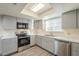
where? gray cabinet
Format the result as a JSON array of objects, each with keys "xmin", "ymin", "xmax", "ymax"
[
  {"xmin": 36, "ymin": 35, "xmax": 47, "ymax": 49},
  {"xmin": 71, "ymin": 43, "xmax": 79, "ymax": 56},
  {"xmin": 34, "ymin": 20, "xmax": 39, "ymax": 29},
  {"xmin": 0, "ymin": 38, "xmax": 2, "ymax": 55},
  {"xmin": 1, "ymin": 37, "xmax": 17, "ymax": 55},
  {"xmin": 36, "ymin": 36, "xmax": 42, "ymax": 46},
  {"xmin": 41, "ymin": 36, "xmax": 55, "ymax": 53},
  {"xmin": 77, "ymin": 9, "xmax": 79, "ymax": 28},
  {"xmin": 0, "ymin": 15, "xmax": 32, "ymax": 30},
  {"xmin": 0, "ymin": 16, "xmax": 2, "ymax": 29},
  {"xmin": 2, "ymin": 15, "xmax": 16, "ymax": 30},
  {"xmin": 16, "ymin": 17, "xmax": 23, "ymax": 22},
  {"xmin": 22, "ymin": 18, "xmax": 31, "ymax": 29},
  {"xmin": 22, "ymin": 18, "xmax": 29, "ymax": 23},
  {"xmin": 36, "ymin": 35, "xmax": 55, "ymax": 53},
  {"xmin": 30, "ymin": 35, "xmax": 36, "ymax": 46},
  {"xmin": 62, "ymin": 10, "xmax": 76, "ymax": 29},
  {"xmin": 17, "ymin": 18, "xmax": 31, "ymax": 29},
  {"xmin": 34, "ymin": 20, "xmax": 43, "ymax": 30},
  {"xmin": 41, "ymin": 36, "xmax": 47, "ymax": 50},
  {"xmin": 47, "ymin": 38, "xmax": 55, "ymax": 53}
]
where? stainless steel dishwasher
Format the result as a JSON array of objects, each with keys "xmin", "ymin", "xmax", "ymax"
[{"xmin": 54, "ymin": 39, "xmax": 71, "ymax": 56}]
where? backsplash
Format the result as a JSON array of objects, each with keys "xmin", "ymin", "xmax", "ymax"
[
  {"xmin": 33, "ymin": 20, "xmax": 79, "ymax": 38},
  {"xmin": 33, "ymin": 28, "xmax": 79, "ymax": 38}
]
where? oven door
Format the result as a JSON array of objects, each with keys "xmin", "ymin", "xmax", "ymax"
[{"xmin": 18, "ymin": 37, "xmax": 30, "ymax": 47}]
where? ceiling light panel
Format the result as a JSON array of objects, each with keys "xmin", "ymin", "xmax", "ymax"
[{"xmin": 31, "ymin": 3, "xmax": 45, "ymax": 12}]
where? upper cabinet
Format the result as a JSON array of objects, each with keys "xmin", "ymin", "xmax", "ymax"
[
  {"xmin": 22, "ymin": 18, "xmax": 29, "ymax": 23},
  {"xmin": 22, "ymin": 18, "xmax": 30, "ymax": 29},
  {"xmin": 62, "ymin": 10, "xmax": 77, "ymax": 29},
  {"xmin": 0, "ymin": 15, "xmax": 32, "ymax": 30},
  {"xmin": 34, "ymin": 20, "xmax": 43, "ymax": 30},
  {"xmin": 76, "ymin": 9, "xmax": 79, "ymax": 28},
  {"xmin": 16, "ymin": 18, "xmax": 32, "ymax": 29},
  {"xmin": 2, "ymin": 15, "xmax": 16, "ymax": 30},
  {"xmin": 0, "ymin": 16, "xmax": 2, "ymax": 28},
  {"xmin": 16, "ymin": 17, "xmax": 23, "ymax": 23}
]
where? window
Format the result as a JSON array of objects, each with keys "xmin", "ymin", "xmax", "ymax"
[{"xmin": 45, "ymin": 17, "xmax": 62, "ymax": 32}]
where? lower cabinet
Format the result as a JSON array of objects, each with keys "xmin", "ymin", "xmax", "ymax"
[
  {"xmin": 71, "ymin": 43, "xmax": 79, "ymax": 56},
  {"xmin": 30, "ymin": 35, "xmax": 36, "ymax": 46},
  {"xmin": 36, "ymin": 35, "xmax": 42, "ymax": 46},
  {"xmin": 41, "ymin": 37, "xmax": 47, "ymax": 50},
  {"xmin": 0, "ymin": 39, "xmax": 2, "ymax": 55},
  {"xmin": 35, "ymin": 35, "xmax": 79, "ymax": 56},
  {"xmin": 36, "ymin": 35, "xmax": 55, "ymax": 54},
  {"xmin": 47, "ymin": 38, "xmax": 55, "ymax": 53},
  {"xmin": 1, "ymin": 38, "xmax": 17, "ymax": 55}
]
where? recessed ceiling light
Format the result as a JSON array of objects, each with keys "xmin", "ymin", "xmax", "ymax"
[{"xmin": 31, "ymin": 4, "xmax": 45, "ymax": 12}]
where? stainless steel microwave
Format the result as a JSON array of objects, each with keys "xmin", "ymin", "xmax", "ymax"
[{"xmin": 17, "ymin": 22, "xmax": 28, "ymax": 29}]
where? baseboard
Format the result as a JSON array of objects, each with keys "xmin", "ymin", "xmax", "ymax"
[
  {"xmin": 2, "ymin": 44, "xmax": 57, "ymax": 56},
  {"xmin": 3, "ymin": 51, "xmax": 18, "ymax": 56},
  {"xmin": 8, "ymin": 44, "xmax": 37, "ymax": 56}
]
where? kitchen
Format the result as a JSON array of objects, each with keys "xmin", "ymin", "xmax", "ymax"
[{"xmin": 0, "ymin": 3, "xmax": 79, "ymax": 56}]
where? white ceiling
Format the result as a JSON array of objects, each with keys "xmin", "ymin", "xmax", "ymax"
[
  {"xmin": 21, "ymin": 3, "xmax": 53, "ymax": 19},
  {"xmin": 0, "ymin": 3, "xmax": 79, "ymax": 20},
  {"xmin": 0, "ymin": 3, "xmax": 35, "ymax": 19}
]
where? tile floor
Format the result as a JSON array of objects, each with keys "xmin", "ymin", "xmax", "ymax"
[{"xmin": 12, "ymin": 46, "xmax": 53, "ymax": 56}]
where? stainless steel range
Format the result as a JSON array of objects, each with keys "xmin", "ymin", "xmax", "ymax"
[
  {"xmin": 16, "ymin": 33, "xmax": 30, "ymax": 47},
  {"xmin": 18, "ymin": 36, "xmax": 30, "ymax": 47}
]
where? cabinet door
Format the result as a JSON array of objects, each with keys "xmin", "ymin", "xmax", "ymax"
[
  {"xmin": 16, "ymin": 17, "xmax": 23, "ymax": 22},
  {"xmin": 38, "ymin": 36, "xmax": 42, "ymax": 46},
  {"xmin": 77, "ymin": 9, "xmax": 79, "ymax": 28},
  {"xmin": 30, "ymin": 35, "xmax": 36, "ymax": 46},
  {"xmin": 46, "ymin": 38, "xmax": 55, "ymax": 53},
  {"xmin": 0, "ymin": 38, "xmax": 2, "ymax": 55},
  {"xmin": 2, "ymin": 38, "xmax": 17, "ymax": 55},
  {"xmin": 22, "ymin": 18, "xmax": 29, "ymax": 23},
  {"xmin": 62, "ymin": 10, "xmax": 76, "ymax": 29},
  {"xmin": 34, "ymin": 20, "xmax": 39, "ymax": 29},
  {"xmin": 41, "ymin": 36, "xmax": 55, "ymax": 53},
  {"xmin": 49, "ymin": 39, "xmax": 55, "ymax": 53},
  {"xmin": 35, "ymin": 36, "xmax": 41, "ymax": 46},
  {"xmin": 35, "ymin": 35, "xmax": 39, "ymax": 45},
  {"xmin": 34, "ymin": 20, "xmax": 42, "ymax": 30},
  {"xmin": 2, "ymin": 16, "xmax": 16, "ymax": 30},
  {"xmin": 41, "ymin": 36, "xmax": 47, "ymax": 50},
  {"xmin": 0, "ymin": 16, "xmax": 2, "ymax": 29},
  {"xmin": 23, "ymin": 18, "xmax": 30, "ymax": 29},
  {"xmin": 71, "ymin": 43, "xmax": 79, "ymax": 56}
]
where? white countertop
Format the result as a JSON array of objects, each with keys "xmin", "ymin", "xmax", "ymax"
[
  {"xmin": 53, "ymin": 36, "xmax": 79, "ymax": 43},
  {"xmin": 38, "ymin": 35, "xmax": 79, "ymax": 43},
  {"xmin": 1, "ymin": 35, "xmax": 17, "ymax": 39},
  {"xmin": 0, "ymin": 32, "xmax": 17, "ymax": 39}
]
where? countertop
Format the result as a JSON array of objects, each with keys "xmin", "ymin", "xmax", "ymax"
[
  {"xmin": 53, "ymin": 36, "xmax": 79, "ymax": 43},
  {"xmin": 37, "ymin": 35, "xmax": 79, "ymax": 43},
  {"xmin": 1, "ymin": 35, "xmax": 17, "ymax": 39}
]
